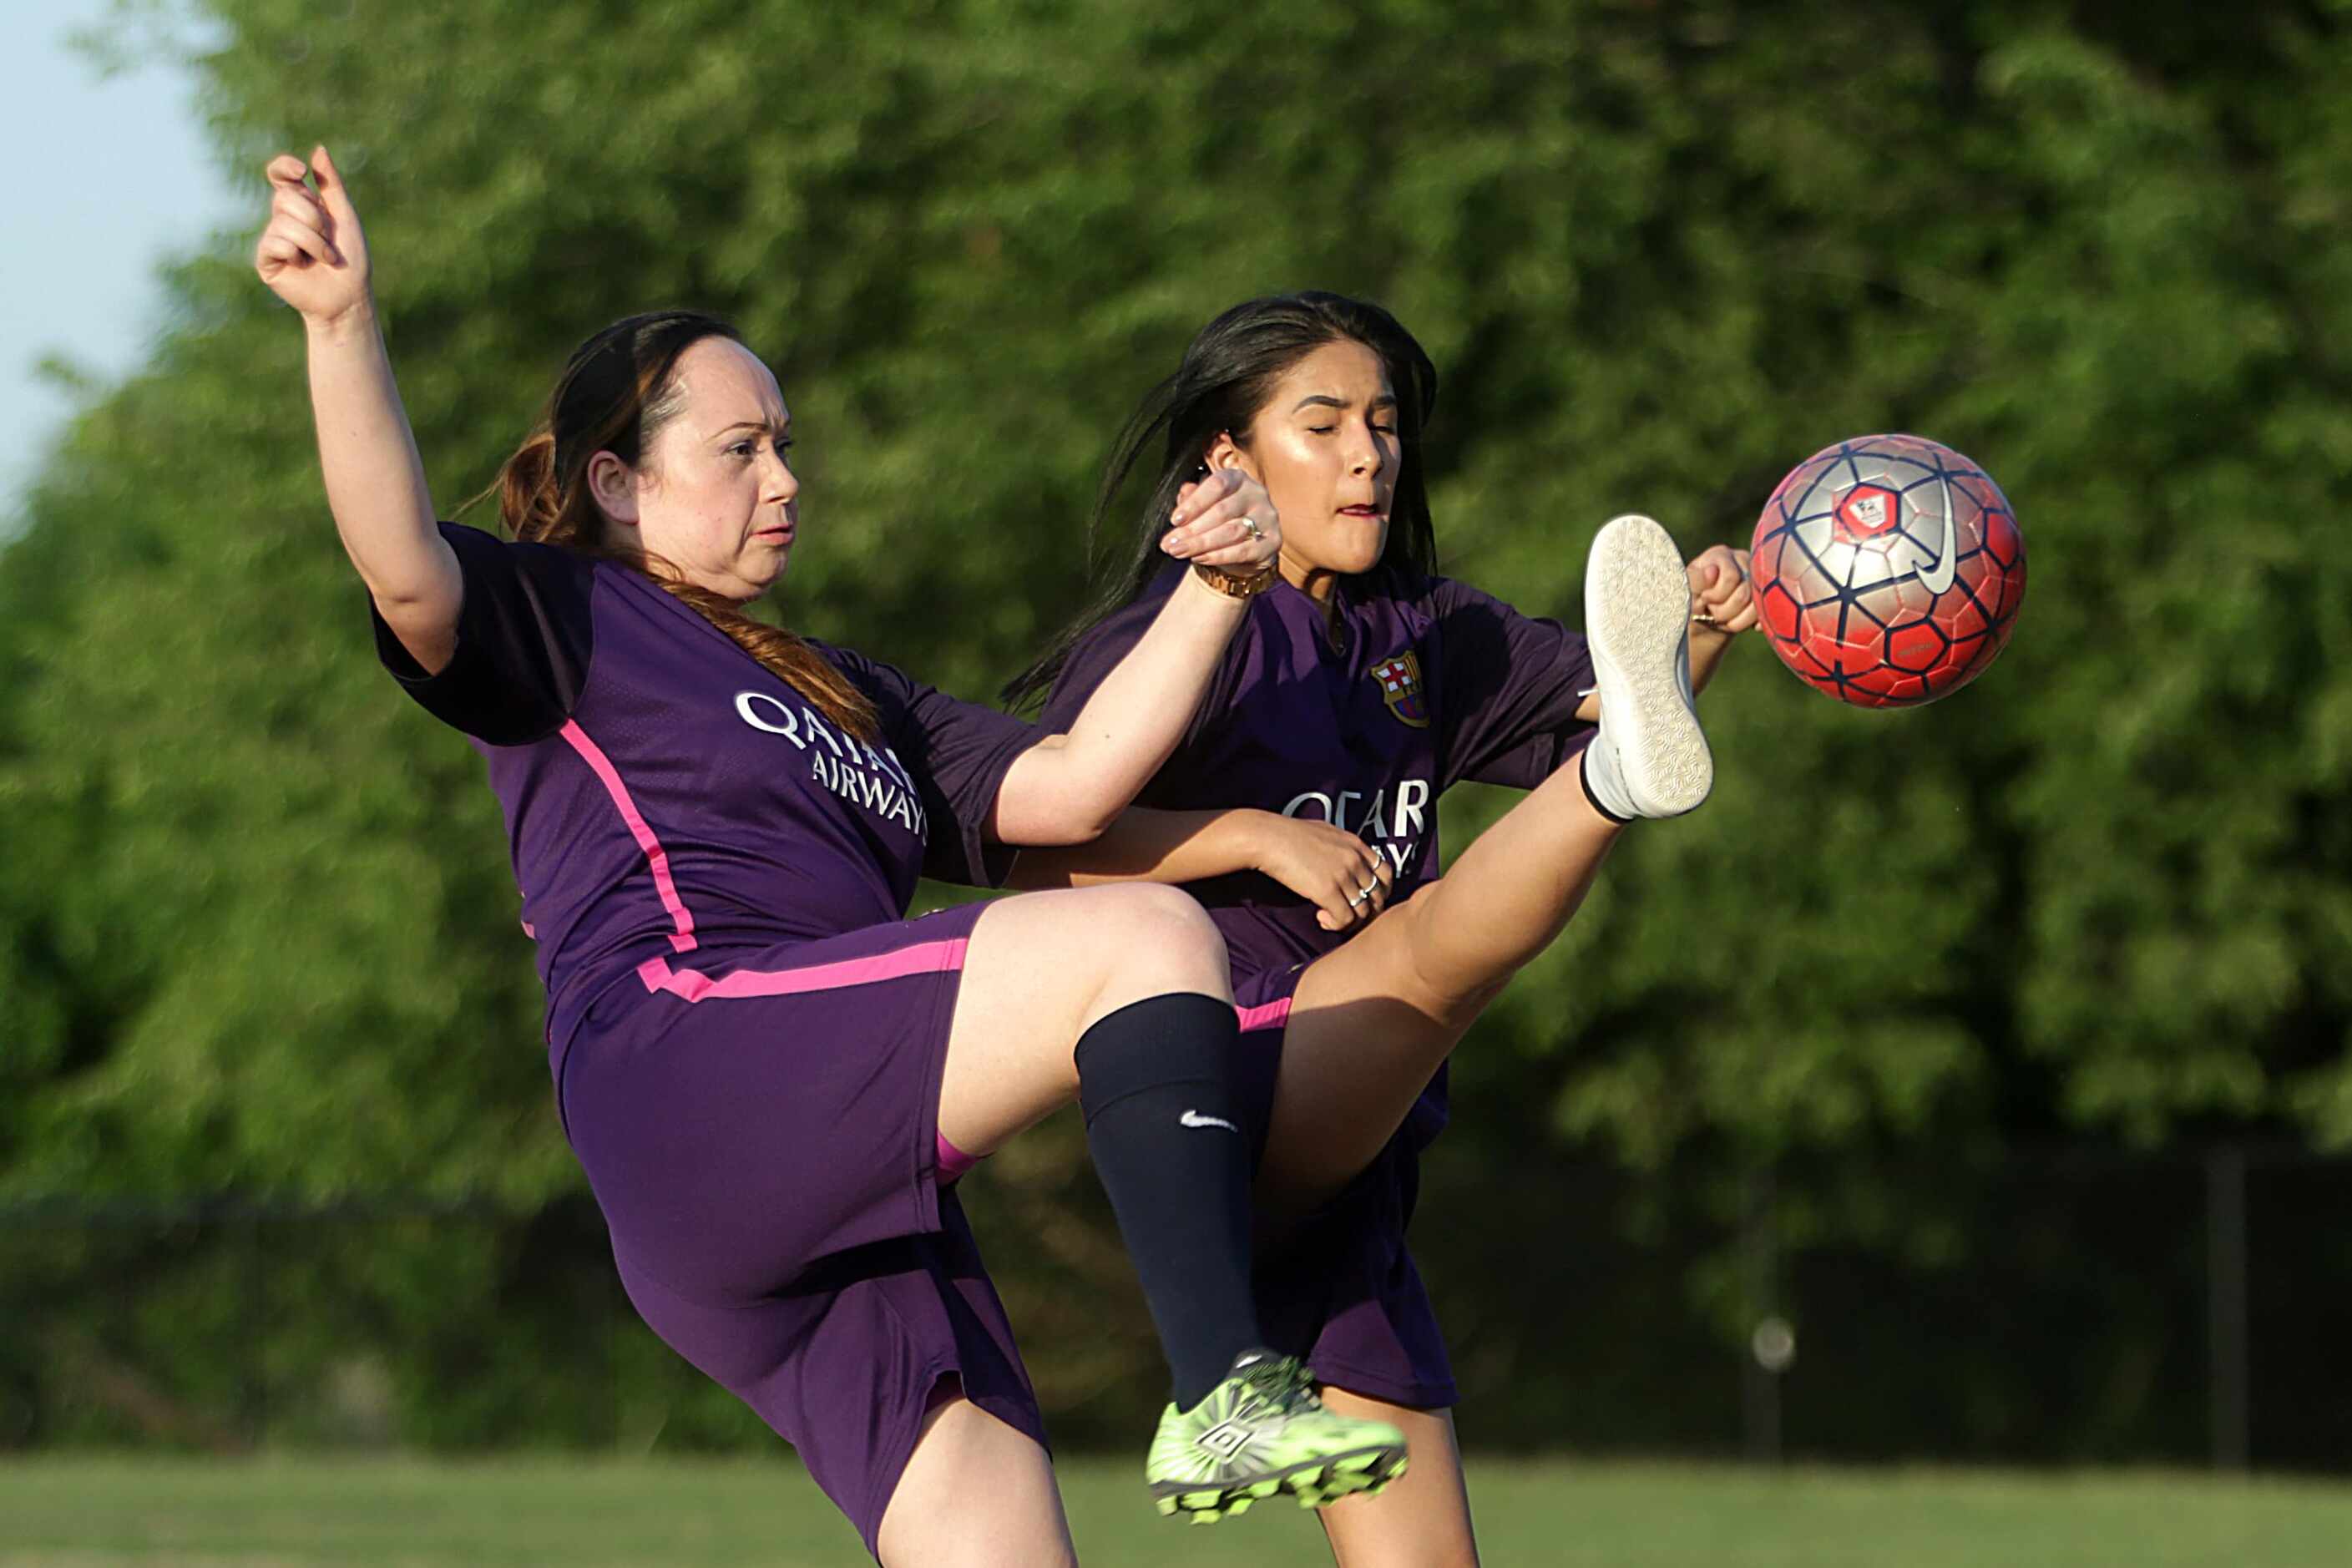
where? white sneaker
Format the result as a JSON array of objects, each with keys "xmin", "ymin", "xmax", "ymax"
[{"xmin": 1580, "ymin": 514, "xmax": 1712, "ymax": 819}]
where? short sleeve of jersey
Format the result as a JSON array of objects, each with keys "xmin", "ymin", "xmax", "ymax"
[
  {"xmin": 826, "ymin": 646, "xmax": 1045, "ymax": 888},
  {"xmin": 1037, "ymin": 563, "xmax": 1243, "ymax": 749},
  {"xmin": 370, "ymin": 522, "xmax": 596, "ymax": 746},
  {"xmin": 1430, "ymin": 575, "xmax": 1598, "ymax": 792}
]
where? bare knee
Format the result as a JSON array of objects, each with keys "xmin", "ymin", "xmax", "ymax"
[{"xmin": 1077, "ymin": 883, "xmax": 1231, "ymax": 1016}]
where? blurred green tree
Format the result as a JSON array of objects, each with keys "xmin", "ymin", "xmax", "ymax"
[{"xmin": 3, "ymin": 0, "xmax": 2347, "ymax": 1453}]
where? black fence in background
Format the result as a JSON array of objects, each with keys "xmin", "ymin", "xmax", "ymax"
[
  {"xmin": 1410, "ymin": 1142, "xmax": 2352, "ymax": 1473},
  {"xmin": 3, "ymin": 1146, "xmax": 2346, "ymax": 1470}
]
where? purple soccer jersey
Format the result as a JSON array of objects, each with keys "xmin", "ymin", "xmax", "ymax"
[
  {"xmin": 375, "ymin": 523, "xmax": 1039, "ymax": 1058},
  {"xmin": 374, "ymin": 523, "xmax": 1052, "ymax": 1552},
  {"xmin": 1039, "ymin": 559, "xmax": 1597, "ymax": 1138},
  {"xmin": 1039, "ymin": 559, "xmax": 1596, "ymax": 1412}
]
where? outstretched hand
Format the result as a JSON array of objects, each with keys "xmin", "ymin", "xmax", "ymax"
[{"xmin": 254, "ymin": 146, "xmax": 372, "ymax": 326}]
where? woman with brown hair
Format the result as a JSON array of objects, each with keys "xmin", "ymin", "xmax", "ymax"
[
  {"xmin": 1008, "ymin": 291, "xmax": 1758, "ymax": 1565},
  {"xmin": 255, "ymin": 150, "xmax": 1407, "ymax": 1564}
]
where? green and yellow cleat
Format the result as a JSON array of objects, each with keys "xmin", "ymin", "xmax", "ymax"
[{"xmin": 1146, "ymin": 1351, "xmax": 1409, "ymax": 1523}]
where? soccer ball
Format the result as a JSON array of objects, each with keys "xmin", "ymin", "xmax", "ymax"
[{"xmin": 1748, "ymin": 434, "xmax": 2026, "ymax": 708}]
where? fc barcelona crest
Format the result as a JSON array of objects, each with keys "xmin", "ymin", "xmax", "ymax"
[{"xmin": 1371, "ymin": 651, "xmax": 1430, "ymax": 728}]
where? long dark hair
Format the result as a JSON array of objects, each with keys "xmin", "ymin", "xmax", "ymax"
[
  {"xmin": 1003, "ymin": 291, "xmax": 1439, "ymax": 712},
  {"xmin": 488, "ymin": 310, "xmax": 878, "ymax": 740}
]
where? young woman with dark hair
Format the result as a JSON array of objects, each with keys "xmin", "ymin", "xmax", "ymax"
[
  {"xmin": 255, "ymin": 154, "xmax": 1410, "ymax": 1563},
  {"xmin": 1006, "ymin": 291, "xmax": 1757, "ymax": 1565}
]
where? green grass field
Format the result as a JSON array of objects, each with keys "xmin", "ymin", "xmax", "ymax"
[{"xmin": 3, "ymin": 1455, "xmax": 2348, "ymax": 1565}]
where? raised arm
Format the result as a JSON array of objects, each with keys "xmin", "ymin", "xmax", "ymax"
[
  {"xmin": 255, "ymin": 146, "xmax": 460, "ymax": 672},
  {"xmin": 989, "ymin": 472, "xmax": 1280, "ymax": 844},
  {"xmin": 1685, "ymin": 544, "xmax": 1758, "ymax": 694}
]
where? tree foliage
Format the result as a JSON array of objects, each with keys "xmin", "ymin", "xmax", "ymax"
[{"xmin": 4, "ymin": 0, "xmax": 2348, "ymax": 1451}]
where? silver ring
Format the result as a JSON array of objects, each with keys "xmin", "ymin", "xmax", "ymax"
[
  {"xmin": 1346, "ymin": 887, "xmax": 1368, "ymax": 908},
  {"xmin": 1358, "ymin": 882, "xmax": 1378, "ymax": 900},
  {"xmin": 1237, "ymin": 514, "xmax": 1262, "ymax": 542}
]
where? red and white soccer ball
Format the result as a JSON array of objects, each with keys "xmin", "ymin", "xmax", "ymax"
[{"xmin": 1748, "ymin": 434, "xmax": 2026, "ymax": 708}]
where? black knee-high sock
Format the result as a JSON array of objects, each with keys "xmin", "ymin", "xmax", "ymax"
[{"xmin": 1075, "ymin": 993, "xmax": 1262, "ymax": 1411}]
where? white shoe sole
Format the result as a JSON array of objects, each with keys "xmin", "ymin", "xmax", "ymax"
[{"xmin": 1586, "ymin": 514, "xmax": 1712, "ymax": 817}]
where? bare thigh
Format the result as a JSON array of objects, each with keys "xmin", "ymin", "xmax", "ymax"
[
  {"xmin": 1261, "ymin": 764, "xmax": 1621, "ymax": 1211},
  {"xmin": 1316, "ymin": 1389, "xmax": 1479, "ymax": 1568},
  {"xmin": 876, "ymin": 1395, "xmax": 1078, "ymax": 1568},
  {"xmin": 938, "ymin": 883, "xmax": 1232, "ymax": 1159},
  {"xmin": 1255, "ymin": 887, "xmax": 1485, "ymax": 1211}
]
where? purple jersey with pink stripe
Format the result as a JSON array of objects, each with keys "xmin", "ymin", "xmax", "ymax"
[
  {"xmin": 1039, "ymin": 560, "xmax": 1597, "ymax": 1141},
  {"xmin": 374, "ymin": 523, "xmax": 1036, "ymax": 1058},
  {"xmin": 373, "ymin": 524, "xmax": 1051, "ymax": 1554}
]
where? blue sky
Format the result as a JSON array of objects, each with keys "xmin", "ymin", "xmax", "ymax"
[{"xmin": 1, "ymin": 1, "xmax": 238, "ymax": 528}]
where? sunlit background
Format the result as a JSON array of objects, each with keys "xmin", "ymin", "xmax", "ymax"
[{"xmin": 5, "ymin": 2, "xmax": 2349, "ymax": 1564}]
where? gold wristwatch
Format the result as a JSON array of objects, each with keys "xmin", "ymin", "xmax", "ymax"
[{"xmin": 1193, "ymin": 560, "xmax": 1279, "ymax": 599}]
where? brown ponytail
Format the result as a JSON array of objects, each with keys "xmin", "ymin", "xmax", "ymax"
[{"xmin": 481, "ymin": 311, "xmax": 879, "ymax": 741}]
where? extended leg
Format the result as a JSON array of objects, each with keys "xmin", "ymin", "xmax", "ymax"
[
  {"xmin": 1258, "ymin": 759, "xmax": 1622, "ymax": 1210},
  {"xmin": 941, "ymin": 883, "xmax": 1408, "ymax": 1521},
  {"xmin": 1261, "ymin": 513, "xmax": 1702, "ymax": 1211}
]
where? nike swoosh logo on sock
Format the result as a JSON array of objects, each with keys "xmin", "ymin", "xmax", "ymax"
[{"xmin": 1179, "ymin": 1110, "xmax": 1238, "ymax": 1132}]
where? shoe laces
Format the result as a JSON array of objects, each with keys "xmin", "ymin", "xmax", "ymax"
[{"xmin": 1236, "ymin": 1355, "xmax": 1321, "ymax": 1413}]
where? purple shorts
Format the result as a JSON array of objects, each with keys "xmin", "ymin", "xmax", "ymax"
[
  {"xmin": 1233, "ymin": 964, "xmax": 1459, "ymax": 1411},
  {"xmin": 555, "ymin": 901, "xmax": 1044, "ymax": 1556}
]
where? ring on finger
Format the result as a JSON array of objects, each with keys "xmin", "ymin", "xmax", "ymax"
[
  {"xmin": 1357, "ymin": 881, "xmax": 1378, "ymax": 900},
  {"xmin": 1237, "ymin": 515, "xmax": 1262, "ymax": 542}
]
